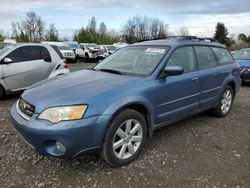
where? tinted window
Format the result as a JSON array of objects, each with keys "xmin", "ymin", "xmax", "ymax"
[
  {"xmin": 7, "ymin": 46, "xmax": 50, "ymax": 63},
  {"xmin": 7, "ymin": 47, "xmax": 31, "ymax": 63},
  {"xmin": 211, "ymin": 47, "xmax": 234, "ymax": 64},
  {"xmin": 194, "ymin": 46, "xmax": 218, "ymax": 69},
  {"xmin": 167, "ymin": 46, "xmax": 196, "ymax": 73},
  {"xmin": 51, "ymin": 45, "xmax": 64, "ymax": 59}
]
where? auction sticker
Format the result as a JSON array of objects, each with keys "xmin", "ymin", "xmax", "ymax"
[{"xmin": 145, "ymin": 48, "xmax": 166, "ymax": 53}]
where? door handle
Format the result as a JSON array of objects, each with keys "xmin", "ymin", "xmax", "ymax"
[{"xmin": 192, "ymin": 77, "xmax": 199, "ymax": 82}]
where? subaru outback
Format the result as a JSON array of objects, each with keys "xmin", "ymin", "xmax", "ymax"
[{"xmin": 10, "ymin": 37, "xmax": 241, "ymax": 166}]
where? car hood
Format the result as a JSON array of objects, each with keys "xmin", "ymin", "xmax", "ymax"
[
  {"xmin": 21, "ymin": 70, "xmax": 140, "ymax": 113},
  {"xmin": 236, "ymin": 59, "xmax": 250, "ymax": 68}
]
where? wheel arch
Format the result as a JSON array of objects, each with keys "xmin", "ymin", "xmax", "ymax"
[{"xmin": 103, "ymin": 100, "xmax": 155, "ymax": 142}]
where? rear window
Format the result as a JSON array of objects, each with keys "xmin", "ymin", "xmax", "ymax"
[
  {"xmin": 211, "ymin": 47, "xmax": 234, "ymax": 64},
  {"xmin": 51, "ymin": 45, "xmax": 64, "ymax": 59}
]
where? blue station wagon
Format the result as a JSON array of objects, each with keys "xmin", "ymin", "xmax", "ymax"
[{"xmin": 10, "ymin": 37, "xmax": 241, "ymax": 166}]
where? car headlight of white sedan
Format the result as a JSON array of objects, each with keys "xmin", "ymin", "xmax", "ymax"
[{"xmin": 38, "ymin": 105, "xmax": 88, "ymax": 123}]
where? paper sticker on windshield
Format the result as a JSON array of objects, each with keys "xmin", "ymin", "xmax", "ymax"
[{"xmin": 145, "ymin": 48, "xmax": 165, "ymax": 53}]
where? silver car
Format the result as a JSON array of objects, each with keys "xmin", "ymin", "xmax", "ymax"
[{"xmin": 0, "ymin": 43, "xmax": 70, "ymax": 99}]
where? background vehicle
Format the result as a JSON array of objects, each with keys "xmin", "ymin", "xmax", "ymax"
[
  {"xmin": 0, "ymin": 39, "xmax": 16, "ymax": 50},
  {"xmin": 75, "ymin": 43, "xmax": 106, "ymax": 60},
  {"xmin": 57, "ymin": 45, "xmax": 76, "ymax": 63},
  {"xmin": 0, "ymin": 43, "xmax": 70, "ymax": 99},
  {"xmin": 100, "ymin": 45, "xmax": 118, "ymax": 56},
  {"xmin": 10, "ymin": 37, "xmax": 241, "ymax": 166},
  {"xmin": 233, "ymin": 48, "xmax": 250, "ymax": 82}
]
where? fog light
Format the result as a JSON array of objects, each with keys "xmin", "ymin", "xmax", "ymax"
[{"xmin": 55, "ymin": 142, "xmax": 66, "ymax": 153}]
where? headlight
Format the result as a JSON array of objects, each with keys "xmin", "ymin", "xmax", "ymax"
[{"xmin": 38, "ymin": 105, "xmax": 87, "ymax": 123}]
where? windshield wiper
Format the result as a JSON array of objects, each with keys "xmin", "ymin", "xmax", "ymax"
[{"xmin": 98, "ymin": 69, "xmax": 123, "ymax": 75}]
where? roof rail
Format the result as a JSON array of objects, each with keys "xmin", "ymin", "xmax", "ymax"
[
  {"xmin": 137, "ymin": 36, "xmax": 219, "ymax": 43},
  {"xmin": 165, "ymin": 36, "xmax": 219, "ymax": 43}
]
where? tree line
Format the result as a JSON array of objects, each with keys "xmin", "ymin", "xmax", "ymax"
[{"xmin": 0, "ymin": 11, "xmax": 249, "ymax": 49}]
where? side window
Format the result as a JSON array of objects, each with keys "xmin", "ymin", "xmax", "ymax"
[
  {"xmin": 194, "ymin": 46, "xmax": 218, "ymax": 69},
  {"xmin": 211, "ymin": 47, "xmax": 234, "ymax": 64},
  {"xmin": 167, "ymin": 46, "xmax": 196, "ymax": 73},
  {"xmin": 26, "ymin": 46, "xmax": 41, "ymax": 61},
  {"xmin": 40, "ymin": 47, "xmax": 51, "ymax": 62},
  {"xmin": 6, "ymin": 47, "xmax": 29, "ymax": 63}
]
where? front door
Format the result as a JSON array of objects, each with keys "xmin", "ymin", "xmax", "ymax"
[
  {"xmin": 155, "ymin": 46, "xmax": 200, "ymax": 124},
  {"xmin": 3, "ymin": 46, "xmax": 51, "ymax": 91}
]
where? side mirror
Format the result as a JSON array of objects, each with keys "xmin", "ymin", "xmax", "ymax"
[
  {"xmin": 3, "ymin": 57, "xmax": 12, "ymax": 64},
  {"xmin": 164, "ymin": 66, "xmax": 184, "ymax": 76}
]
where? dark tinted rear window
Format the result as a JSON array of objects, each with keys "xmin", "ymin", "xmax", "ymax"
[{"xmin": 51, "ymin": 45, "xmax": 64, "ymax": 59}]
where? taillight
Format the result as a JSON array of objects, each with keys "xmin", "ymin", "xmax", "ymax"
[
  {"xmin": 64, "ymin": 63, "xmax": 68, "ymax": 69},
  {"xmin": 63, "ymin": 59, "xmax": 68, "ymax": 69}
]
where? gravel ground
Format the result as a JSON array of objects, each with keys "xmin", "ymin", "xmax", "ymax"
[{"xmin": 0, "ymin": 61, "xmax": 250, "ymax": 188}]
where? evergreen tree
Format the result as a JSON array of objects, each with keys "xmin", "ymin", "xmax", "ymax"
[{"xmin": 214, "ymin": 22, "xmax": 229, "ymax": 45}]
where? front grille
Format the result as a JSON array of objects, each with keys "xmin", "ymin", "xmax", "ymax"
[{"xmin": 18, "ymin": 98, "xmax": 35, "ymax": 118}]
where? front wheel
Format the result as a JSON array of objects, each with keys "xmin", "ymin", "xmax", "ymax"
[
  {"xmin": 101, "ymin": 109, "xmax": 147, "ymax": 166},
  {"xmin": 212, "ymin": 85, "xmax": 234, "ymax": 117}
]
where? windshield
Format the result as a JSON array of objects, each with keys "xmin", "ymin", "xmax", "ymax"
[
  {"xmin": 233, "ymin": 49, "xmax": 250, "ymax": 60},
  {"xmin": 58, "ymin": 46, "xmax": 71, "ymax": 50},
  {"xmin": 86, "ymin": 44, "xmax": 98, "ymax": 48},
  {"xmin": 107, "ymin": 45, "xmax": 118, "ymax": 51},
  {"xmin": 94, "ymin": 46, "xmax": 169, "ymax": 76},
  {"xmin": 0, "ymin": 46, "xmax": 13, "ymax": 56}
]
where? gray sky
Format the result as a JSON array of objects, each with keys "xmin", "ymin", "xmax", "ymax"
[{"xmin": 0, "ymin": 0, "xmax": 250, "ymax": 38}]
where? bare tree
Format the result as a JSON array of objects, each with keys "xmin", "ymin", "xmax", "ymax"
[
  {"xmin": 45, "ymin": 23, "xmax": 59, "ymax": 41},
  {"xmin": 176, "ymin": 26, "xmax": 190, "ymax": 36},
  {"xmin": 122, "ymin": 16, "xmax": 169, "ymax": 43},
  {"xmin": 11, "ymin": 11, "xmax": 45, "ymax": 42}
]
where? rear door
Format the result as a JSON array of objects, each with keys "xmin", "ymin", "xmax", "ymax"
[
  {"xmin": 193, "ymin": 46, "xmax": 225, "ymax": 109},
  {"xmin": 3, "ymin": 46, "xmax": 52, "ymax": 91},
  {"xmin": 155, "ymin": 46, "xmax": 200, "ymax": 124}
]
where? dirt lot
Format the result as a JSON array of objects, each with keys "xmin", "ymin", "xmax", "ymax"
[{"xmin": 0, "ymin": 61, "xmax": 250, "ymax": 188}]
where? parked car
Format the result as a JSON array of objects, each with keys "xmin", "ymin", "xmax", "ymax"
[
  {"xmin": 0, "ymin": 42, "xmax": 11, "ymax": 50},
  {"xmin": 75, "ymin": 43, "xmax": 106, "ymax": 60},
  {"xmin": 0, "ymin": 43, "xmax": 70, "ymax": 99},
  {"xmin": 233, "ymin": 48, "xmax": 250, "ymax": 82},
  {"xmin": 100, "ymin": 45, "xmax": 118, "ymax": 56},
  {"xmin": 57, "ymin": 45, "xmax": 76, "ymax": 63},
  {"xmin": 10, "ymin": 37, "xmax": 241, "ymax": 166},
  {"xmin": 0, "ymin": 39, "xmax": 16, "ymax": 50}
]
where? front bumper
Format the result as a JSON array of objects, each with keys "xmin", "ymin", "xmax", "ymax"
[{"xmin": 10, "ymin": 103, "xmax": 111, "ymax": 158}]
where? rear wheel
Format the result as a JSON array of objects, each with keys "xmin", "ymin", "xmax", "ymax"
[
  {"xmin": 212, "ymin": 85, "xmax": 234, "ymax": 117},
  {"xmin": 102, "ymin": 109, "xmax": 147, "ymax": 166}
]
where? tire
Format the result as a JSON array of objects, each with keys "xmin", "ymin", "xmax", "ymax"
[
  {"xmin": 85, "ymin": 53, "xmax": 89, "ymax": 59},
  {"xmin": 212, "ymin": 85, "xmax": 235, "ymax": 117},
  {"xmin": 101, "ymin": 109, "xmax": 147, "ymax": 166},
  {"xmin": 0, "ymin": 86, "xmax": 5, "ymax": 100}
]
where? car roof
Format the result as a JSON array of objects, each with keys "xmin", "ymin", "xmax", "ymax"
[
  {"xmin": 132, "ymin": 37, "xmax": 226, "ymax": 48},
  {"xmin": 11, "ymin": 43, "xmax": 53, "ymax": 48}
]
